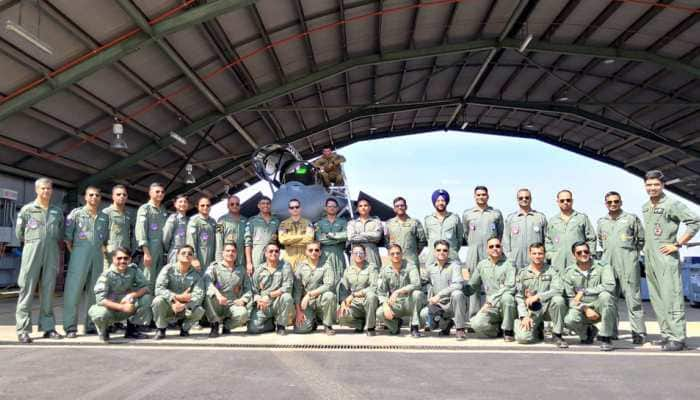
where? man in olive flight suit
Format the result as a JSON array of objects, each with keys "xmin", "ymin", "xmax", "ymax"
[
  {"xmin": 642, "ymin": 170, "xmax": 700, "ymax": 351},
  {"xmin": 545, "ymin": 190, "xmax": 596, "ymax": 272},
  {"xmin": 186, "ymin": 196, "xmax": 216, "ymax": 274},
  {"xmin": 503, "ymin": 188, "xmax": 547, "ymax": 269},
  {"xmin": 385, "ymin": 197, "xmax": 426, "ymax": 269},
  {"xmin": 63, "ymin": 186, "xmax": 110, "ymax": 337},
  {"xmin": 163, "ymin": 194, "xmax": 189, "ymax": 265},
  {"xmin": 88, "ymin": 248, "xmax": 151, "ymax": 342},
  {"xmin": 15, "ymin": 177, "xmax": 64, "ymax": 343},
  {"xmin": 245, "ymin": 196, "xmax": 280, "ymax": 276},
  {"xmin": 562, "ymin": 241, "xmax": 617, "ymax": 352},
  {"xmin": 338, "ymin": 244, "xmax": 379, "ymax": 335},
  {"xmin": 293, "ymin": 242, "xmax": 337, "ymax": 335},
  {"xmin": 135, "ymin": 182, "xmax": 169, "ymax": 291},
  {"xmin": 313, "ymin": 147, "xmax": 346, "ymax": 187},
  {"xmin": 463, "ymin": 238, "xmax": 516, "ymax": 341},
  {"xmin": 463, "ymin": 186, "xmax": 504, "ymax": 321},
  {"xmin": 204, "ymin": 243, "xmax": 251, "ymax": 337},
  {"xmin": 597, "ymin": 191, "xmax": 646, "ymax": 344},
  {"xmin": 102, "ymin": 185, "xmax": 134, "ymax": 268},
  {"xmin": 424, "ymin": 190, "xmax": 463, "ymax": 266},
  {"xmin": 152, "ymin": 245, "xmax": 206, "ymax": 339},
  {"xmin": 376, "ymin": 244, "xmax": 425, "ymax": 337},
  {"xmin": 279, "ymin": 198, "xmax": 314, "ymax": 270},
  {"xmin": 248, "ymin": 243, "xmax": 294, "ymax": 335},
  {"xmin": 347, "ymin": 198, "xmax": 383, "ymax": 271},
  {"xmin": 315, "ymin": 197, "xmax": 348, "ymax": 283},
  {"xmin": 215, "ymin": 195, "xmax": 247, "ymax": 267}
]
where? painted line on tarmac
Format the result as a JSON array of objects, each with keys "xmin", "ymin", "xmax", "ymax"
[{"xmin": 2, "ymin": 343, "xmax": 699, "ymax": 357}]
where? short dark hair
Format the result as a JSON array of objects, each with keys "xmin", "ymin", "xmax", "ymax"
[
  {"xmin": 85, "ymin": 186, "xmax": 100, "ymax": 194},
  {"xmin": 259, "ymin": 196, "xmax": 272, "ymax": 203},
  {"xmin": 197, "ymin": 196, "xmax": 211, "ymax": 205},
  {"xmin": 528, "ymin": 242, "xmax": 545, "ymax": 251},
  {"xmin": 325, "ymin": 197, "xmax": 338, "ymax": 206},
  {"xmin": 644, "ymin": 170, "xmax": 665, "ymax": 182},
  {"xmin": 223, "ymin": 242, "xmax": 237, "ymax": 251},
  {"xmin": 604, "ymin": 191, "xmax": 621, "ymax": 200},
  {"xmin": 474, "ymin": 186, "xmax": 489, "ymax": 193},
  {"xmin": 557, "ymin": 189, "xmax": 573, "ymax": 198},
  {"xmin": 571, "ymin": 241, "xmax": 589, "ymax": 254},
  {"xmin": 351, "ymin": 244, "xmax": 366, "ymax": 253},
  {"xmin": 288, "ymin": 198, "xmax": 301, "ymax": 206},
  {"xmin": 150, "ymin": 182, "xmax": 164, "ymax": 190},
  {"xmin": 112, "ymin": 247, "xmax": 131, "ymax": 257},
  {"xmin": 174, "ymin": 194, "xmax": 188, "ymax": 202},
  {"xmin": 179, "ymin": 244, "xmax": 195, "ymax": 254},
  {"xmin": 434, "ymin": 239, "xmax": 450, "ymax": 249},
  {"xmin": 392, "ymin": 196, "xmax": 407, "ymax": 205},
  {"xmin": 111, "ymin": 184, "xmax": 127, "ymax": 194},
  {"xmin": 265, "ymin": 242, "xmax": 280, "ymax": 252},
  {"xmin": 357, "ymin": 198, "xmax": 370, "ymax": 206},
  {"xmin": 387, "ymin": 243, "xmax": 403, "ymax": 252}
]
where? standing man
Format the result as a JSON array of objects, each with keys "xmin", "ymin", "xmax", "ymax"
[
  {"xmin": 215, "ymin": 195, "xmax": 246, "ymax": 267},
  {"xmin": 63, "ymin": 186, "xmax": 110, "ymax": 337},
  {"xmin": 293, "ymin": 242, "xmax": 337, "ymax": 335},
  {"xmin": 347, "ymin": 199, "xmax": 383, "ymax": 270},
  {"xmin": 244, "ymin": 196, "xmax": 280, "ymax": 276},
  {"xmin": 151, "ymin": 245, "xmax": 205, "ymax": 339},
  {"xmin": 562, "ymin": 241, "xmax": 617, "ymax": 352},
  {"xmin": 642, "ymin": 170, "xmax": 700, "ymax": 351},
  {"xmin": 88, "ymin": 247, "xmax": 151, "ymax": 342},
  {"xmin": 15, "ymin": 177, "xmax": 64, "ymax": 343},
  {"xmin": 204, "ymin": 243, "xmax": 251, "ymax": 337},
  {"xmin": 315, "ymin": 197, "xmax": 348, "ymax": 283},
  {"xmin": 313, "ymin": 147, "xmax": 346, "ymax": 187},
  {"xmin": 102, "ymin": 185, "xmax": 134, "ymax": 268},
  {"xmin": 463, "ymin": 186, "xmax": 504, "ymax": 321},
  {"xmin": 376, "ymin": 244, "xmax": 425, "ymax": 337},
  {"xmin": 247, "ymin": 243, "xmax": 294, "ymax": 335},
  {"xmin": 385, "ymin": 197, "xmax": 427, "ymax": 269},
  {"xmin": 186, "ymin": 196, "xmax": 217, "ymax": 273},
  {"xmin": 424, "ymin": 190, "xmax": 463, "ymax": 266},
  {"xmin": 463, "ymin": 238, "xmax": 517, "ymax": 341},
  {"xmin": 597, "ymin": 191, "xmax": 646, "ymax": 344},
  {"xmin": 545, "ymin": 190, "xmax": 596, "ymax": 272},
  {"xmin": 514, "ymin": 243, "xmax": 568, "ymax": 348},
  {"xmin": 503, "ymin": 188, "xmax": 547, "ymax": 269},
  {"xmin": 278, "ymin": 198, "xmax": 314, "ymax": 270},
  {"xmin": 163, "ymin": 195, "xmax": 189, "ymax": 266},
  {"xmin": 135, "ymin": 182, "xmax": 169, "ymax": 291},
  {"xmin": 419, "ymin": 240, "xmax": 467, "ymax": 340},
  {"xmin": 337, "ymin": 244, "xmax": 379, "ymax": 336}
]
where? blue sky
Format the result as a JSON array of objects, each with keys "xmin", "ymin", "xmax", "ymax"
[{"xmin": 213, "ymin": 130, "xmax": 700, "ymax": 256}]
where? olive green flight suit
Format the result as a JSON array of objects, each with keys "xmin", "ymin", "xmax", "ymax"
[
  {"xmin": 419, "ymin": 261, "xmax": 466, "ymax": 329},
  {"xmin": 464, "ymin": 257, "xmax": 517, "ymax": 337},
  {"xmin": 151, "ymin": 264, "xmax": 205, "ymax": 331},
  {"xmin": 315, "ymin": 216, "xmax": 348, "ymax": 283},
  {"xmin": 244, "ymin": 214, "xmax": 280, "ymax": 267},
  {"xmin": 503, "ymin": 210, "xmax": 547, "ymax": 269},
  {"xmin": 313, "ymin": 154, "xmax": 346, "ymax": 187},
  {"xmin": 463, "ymin": 206, "xmax": 504, "ymax": 319},
  {"xmin": 163, "ymin": 213, "xmax": 188, "ymax": 266},
  {"xmin": 545, "ymin": 211, "xmax": 596, "ymax": 272},
  {"xmin": 385, "ymin": 216, "xmax": 427, "ymax": 269},
  {"xmin": 642, "ymin": 194, "xmax": 700, "ymax": 343},
  {"xmin": 88, "ymin": 264, "xmax": 152, "ymax": 334},
  {"xmin": 203, "ymin": 261, "xmax": 251, "ymax": 330},
  {"xmin": 135, "ymin": 202, "xmax": 168, "ymax": 290},
  {"xmin": 248, "ymin": 261, "xmax": 294, "ymax": 333},
  {"xmin": 14, "ymin": 201, "xmax": 63, "ymax": 335},
  {"xmin": 597, "ymin": 211, "xmax": 646, "ymax": 336},
  {"xmin": 423, "ymin": 212, "xmax": 463, "ymax": 266},
  {"xmin": 562, "ymin": 261, "xmax": 617, "ymax": 340},
  {"xmin": 63, "ymin": 206, "xmax": 109, "ymax": 333},
  {"xmin": 375, "ymin": 261, "xmax": 425, "ymax": 333},
  {"xmin": 347, "ymin": 217, "xmax": 383, "ymax": 271},
  {"xmin": 293, "ymin": 259, "xmax": 337, "ymax": 333},
  {"xmin": 186, "ymin": 214, "xmax": 217, "ymax": 273},
  {"xmin": 102, "ymin": 205, "xmax": 134, "ymax": 268},
  {"xmin": 279, "ymin": 217, "xmax": 314, "ymax": 270},
  {"xmin": 514, "ymin": 264, "xmax": 567, "ymax": 343},
  {"xmin": 338, "ymin": 262, "xmax": 379, "ymax": 330},
  {"xmin": 215, "ymin": 214, "xmax": 247, "ymax": 266}
]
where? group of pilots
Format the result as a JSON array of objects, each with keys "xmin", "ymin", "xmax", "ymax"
[{"xmin": 13, "ymin": 166, "xmax": 699, "ymax": 352}]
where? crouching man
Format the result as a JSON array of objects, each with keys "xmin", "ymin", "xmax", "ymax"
[
  {"xmin": 337, "ymin": 245, "xmax": 379, "ymax": 336},
  {"xmin": 204, "ymin": 242, "xmax": 251, "ymax": 337},
  {"xmin": 151, "ymin": 245, "xmax": 206, "ymax": 339},
  {"xmin": 88, "ymin": 247, "xmax": 151, "ymax": 342},
  {"xmin": 247, "ymin": 243, "xmax": 294, "ymax": 335},
  {"xmin": 514, "ymin": 243, "xmax": 568, "ymax": 348},
  {"xmin": 376, "ymin": 244, "xmax": 425, "ymax": 337},
  {"xmin": 293, "ymin": 242, "xmax": 337, "ymax": 335}
]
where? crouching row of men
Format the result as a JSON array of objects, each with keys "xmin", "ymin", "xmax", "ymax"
[{"xmin": 91, "ymin": 233, "xmax": 616, "ymax": 351}]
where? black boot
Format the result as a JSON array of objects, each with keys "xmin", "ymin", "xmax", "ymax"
[
  {"xmin": 154, "ymin": 328, "xmax": 166, "ymax": 340},
  {"xmin": 209, "ymin": 322, "xmax": 220, "ymax": 338},
  {"xmin": 99, "ymin": 329, "xmax": 110, "ymax": 343},
  {"xmin": 125, "ymin": 322, "xmax": 148, "ymax": 339},
  {"xmin": 276, "ymin": 325, "xmax": 287, "ymax": 336}
]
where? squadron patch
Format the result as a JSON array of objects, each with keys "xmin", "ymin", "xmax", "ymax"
[
  {"xmin": 511, "ymin": 225, "xmax": 520, "ymax": 235},
  {"xmin": 27, "ymin": 218, "xmax": 38, "ymax": 229},
  {"xmin": 216, "ymin": 224, "xmax": 224, "ymax": 233},
  {"xmin": 654, "ymin": 224, "xmax": 663, "ymax": 236}
]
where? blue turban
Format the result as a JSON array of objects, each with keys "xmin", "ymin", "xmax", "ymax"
[{"xmin": 432, "ymin": 189, "xmax": 450, "ymax": 205}]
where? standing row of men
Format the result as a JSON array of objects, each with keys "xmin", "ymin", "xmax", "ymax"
[{"xmin": 14, "ymin": 170, "xmax": 699, "ymax": 351}]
